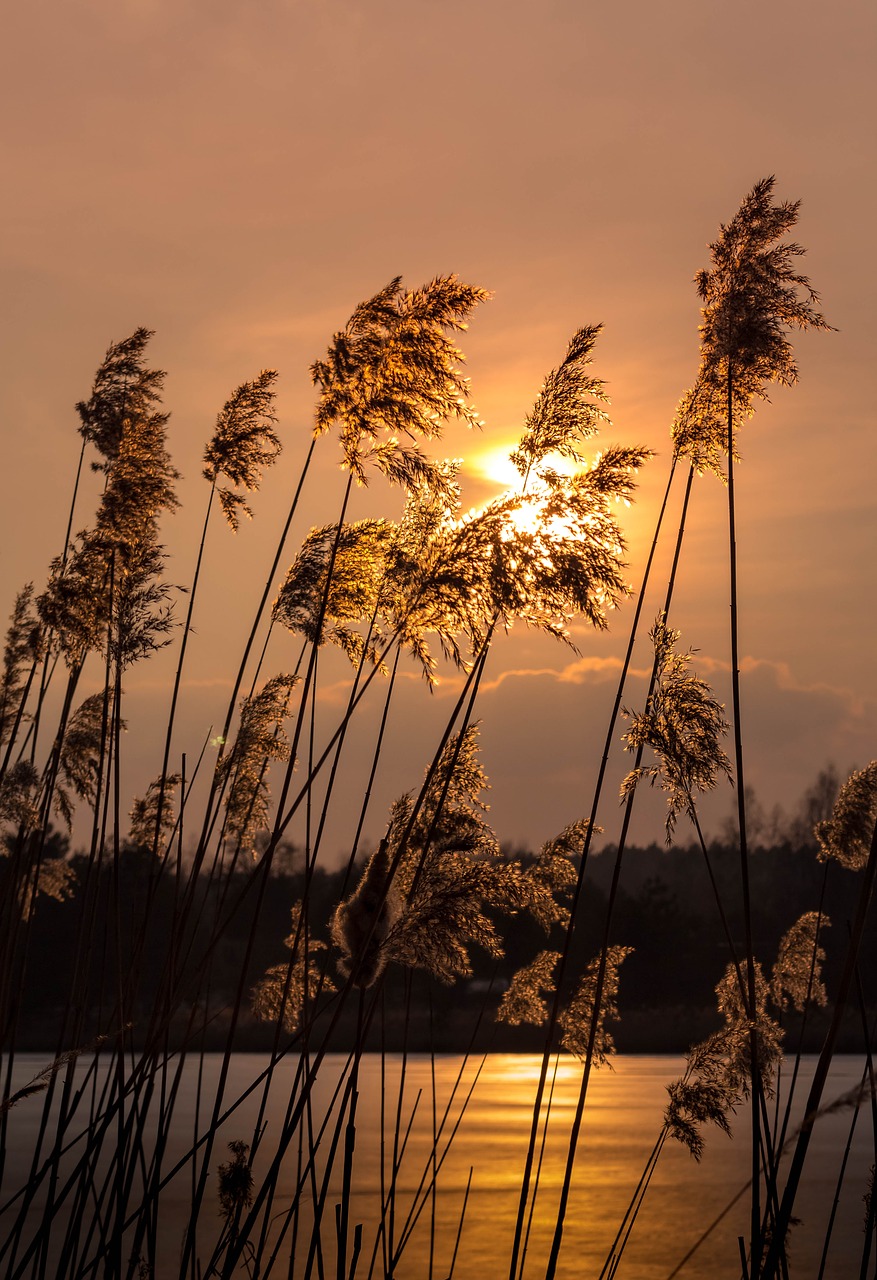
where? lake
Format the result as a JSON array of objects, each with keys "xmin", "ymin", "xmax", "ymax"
[{"xmin": 1, "ymin": 1052, "xmax": 871, "ymax": 1278}]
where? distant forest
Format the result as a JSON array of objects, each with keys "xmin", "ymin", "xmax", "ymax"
[{"xmin": 9, "ymin": 769, "xmax": 870, "ymax": 1056}]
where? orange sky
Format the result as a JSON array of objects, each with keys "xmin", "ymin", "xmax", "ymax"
[{"xmin": 2, "ymin": 0, "xmax": 875, "ymax": 858}]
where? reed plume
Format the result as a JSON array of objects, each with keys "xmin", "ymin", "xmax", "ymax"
[
  {"xmin": 510, "ymin": 324, "xmax": 610, "ymax": 484},
  {"xmin": 39, "ymin": 332, "xmax": 180, "ymax": 670},
  {"xmin": 218, "ymin": 673, "xmax": 300, "ymax": 853},
  {"xmin": 0, "ymin": 585, "xmax": 43, "ymax": 747},
  {"xmin": 53, "ymin": 692, "xmax": 108, "ymax": 829},
  {"xmin": 273, "ymin": 518, "xmax": 395, "ymax": 668},
  {"xmin": 128, "ymin": 773, "xmax": 181, "ymax": 854},
  {"xmin": 666, "ymin": 905, "xmax": 830, "ymax": 1168},
  {"xmin": 252, "ymin": 904, "xmax": 333, "ymax": 1031},
  {"xmin": 0, "ymin": 760, "xmax": 40, "ymax": 833},
  {"xmin": 311, "ymin": 275, "xmax": 489, "ymax": 488},
  {"xmin": 330, "ymin": 838, "xmax": 400, "ymax": 987},
  {"xmin": 815, "ymin": 761, "xmax": 877, "ymax": 870},
  {"xmin": 203, "ymin": 369, "xmax": 281, "ymax": 531},
  {"xmin": 331, "ymin": 730, "xmax": 577, "ymax": 987},
  {"xmin": 771, "ymin": 911, "xmax": 829, "ymax": 1013},
  {"xmin": 620, "ymin": 616, "xmax": 732, "ymax": 840},
  {"xmin": 696, "ymin": 177, "xmax": 831, "ymax": 415},
  {"xmin": 497, "ymin": 950, "xmax": 561, "ymax": 1027},
  {"xmin": 559, "ymin": 945, "xmax": 633, "ymax": 1067},
  {"xmin": 76, "ymin": 327, "xmax": 166, "ymax": 469}
]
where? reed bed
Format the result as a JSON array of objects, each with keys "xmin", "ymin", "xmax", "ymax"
[{"xmin": 1, "ymin": 179, "xmax": 874, "ymax": 1279}]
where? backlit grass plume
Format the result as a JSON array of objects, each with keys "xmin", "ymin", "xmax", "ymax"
[
  {"xmin": 330, "ymin": 839, "xmax": 400, "ymax": 987},
  {"xmin": 510, "ymin": 324, "xmax": 611, "ymax": 484},
  {"xmin": 311, "ymin": 275, "xmax": 489, "ymax": 487},
  {"xmin": 252, "ymin": 904, "xmax": 333, "ymax": 1030},
  {"xmin": 0, "ymin": 585, "xmax": 43, "ymax": 748},
  {"xmin": 696, "ymin": 176, "xmax": 831, "ymax": 422},
  {"xmin": 665, "ymin": 1032, "xmax": 738, "ymax": 1160},
  {"xmin": 0, "ymin": 760, "xmax": 40, "ymax": 834},
  {"xmin": 218, "ymin": 674, "xmax": 299, "ymax": 853},
  {"xmin": 129, "ymin": 773, "xmax": 181, "ymax": 855},
  {"xmin": 560, "ymin": 945, "xmax": 633, "ymax": 1067},
  {"xmin": 498, "ymin": 950, "xmax": 560, "ymax": 1027},
  {"xmin": 771, "ymin": 911, "xmax": 829, "ymax": 1012},
  {"xmin": 217, "ymin": 1140, "xmax": 254, "ymax": 1220},
  {"xmin": 54, "ymin": 693, "xmax": 109, "ymax": 830},
  {"xmin": 714, "ymin": 961, "xmax": 783, "ymax": 1098},
  {"xmin": 332, "ymin": 729, "xmax": 575, "ymax": 985},
  {"xmin": 277, "ymin": 319, "xmax": 646, "ymax": 685},
  {"xmin": 815, "ymin": 761, "xmax": 877, "ymax": 871},
  {"xmin": 273, "ymin": 519, "xmax": 395, "ymax": 667},
  {"xmin": 76, "ymin": 327, "xmax": 166, "ymax": 469},
  {"xmin": 40, "ymin": 334, "xmax": 180, "ymax": 669},
  {"xmin": 621, "ymin": 616, "xmax": 731, "ymax": 840},
  {"xmin": 671, "ymin": 375, "xmax": 748, "ymax": 477},
  {"xmin": 386, "ymin": 453, "xmax": 647, "ymax": 677},
  {"xmin": 203, "ymin": 370, "xmax": 280, "ymax": 531},
  {"xmin": 668, "ymin": 914, "xmax": 827, "ymax": 1163}
]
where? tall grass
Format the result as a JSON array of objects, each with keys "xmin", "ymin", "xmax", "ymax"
[{"xmin": 0, "ymin": 186, "xmax": 873, "ymax": 1280}]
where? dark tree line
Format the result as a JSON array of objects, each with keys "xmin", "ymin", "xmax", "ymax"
[{"xmin": 8, "ymin": 798, "xmax": 870, "ymax": 1055}]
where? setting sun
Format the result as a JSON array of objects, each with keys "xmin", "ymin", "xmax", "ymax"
[{"xmin": 468, "ymin": 440, "xmax": 582, "ymax": 492}]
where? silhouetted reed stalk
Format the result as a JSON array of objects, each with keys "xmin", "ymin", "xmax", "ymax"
[
  {"xmin": 177, "ymin": 473, "xmax": 366, "ymax": 1273},
  {"xmin": 534, "ymin": 460, "xmax": 694, "ymax": 1280},
  {"xmin": 809, "ymin": 964, "xmax": 875, "ymax": 1279},
  {"xmin": 209, "ymin": 635, "xmax": 497, "ymax": 1275},
  {"xmin": 763, "ymin": 814, "xmax": 877, "ymax": 1277},
  {"xmin": 855, "ymin": 970, "xmax": 877, "ymax": 1278},
  {"xmin": 390, "ymin": 1046, "xmax": 490, "ymax": 1273},
  {"xmin": 506, "ymin": 451, "xmax": 682, "ymax": 1280},
  {"xmin": 724, "ymin": 357, "xmax": 765, "ymax": 1271},
  {"xmin": 768, "ymin": 863, "xmax": 830, "ymax": 1169}
]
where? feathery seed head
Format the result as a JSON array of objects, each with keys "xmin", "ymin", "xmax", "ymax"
[
  {"xmin": 54, "ymin": 693, "xmax": 113, "ymax": 830},
  {"xmin": 560, "ymin": 945, "xmax": 633, "ymax": 1066},
  {"xmin": 217, "ymin": 1141, "xmax": 254, "ymax": 1221},
  {"xmin": 252, "ymin": 903, "xmax": 333, "ymax": 1032},
  {"xmin": 219, "ymin": 674, "xmax": 300, "ymax": 854},
  {"xmin": 815, "ymin": 762, "xmax": 877, "ymax": 870},
  {"xmin": 497, "ymin": 950, "xmax": 560, "ymax": 1027},
  {"xmin": 621, "ymin": 616, "xmax": 732, "ymax": 841},
  {"xmin": 128, "ymin": 773, "xmax": 181, "ymax": 856},
  {"xmin": 331, "ymin": 839, "xmax": 401, "ymax": 987},
  {"xmin": 771, "ymin": 911, "xmax": 829, "ymax": 1012},
  {"xmin": 203, "ymin": 370, "xmax": 280, "ymax": 530},
  {"xmin": 696, "ymin": 177, "xmax": 832, "ymax": 443},
  {"xmin": 310, "ymin": 275, "xmax": 489, "ymax": 485}
]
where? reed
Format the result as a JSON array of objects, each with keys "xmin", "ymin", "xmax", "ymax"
[{"xmin": 2, "ymin": 186, "xmax": 869, "ymax": 1280}]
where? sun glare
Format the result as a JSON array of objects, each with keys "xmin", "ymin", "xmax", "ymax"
[
  {"xmin": 469, "ymin": 441, "xmax": 581, "ymax": 492},
  {"xmin": 469, "ymin": 442, "xmax": 522, "ymax": 489}
]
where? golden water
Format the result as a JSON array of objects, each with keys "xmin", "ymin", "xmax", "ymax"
[{"xmin": 2, "ymin": 1053, "xmax": 869, "ymax": 1278}]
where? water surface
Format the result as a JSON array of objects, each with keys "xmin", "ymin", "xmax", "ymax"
[{"xmin": 1, "ymin": 1053, "xmax": 870, "ymax": 1278}]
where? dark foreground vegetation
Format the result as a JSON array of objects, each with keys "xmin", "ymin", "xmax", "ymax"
[{"xmin": 2, "ymin": 177, "xmax": 875, "ymax": 1278}]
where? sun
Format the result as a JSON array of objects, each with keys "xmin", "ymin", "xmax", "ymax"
[
  {"xmin": 468, "ymin": 441, "xmax": 580, "ymax": 492},
  {"xmin": 468, "ymin": 442, "xmax": 522, "ymax": 489}
]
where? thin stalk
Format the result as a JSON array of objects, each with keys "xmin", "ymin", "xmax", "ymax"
[
  {"xmin": 726, "ymin": 357, "xmax": 761, "ymax": 1270},
  {"xmin": 200, "ymin": 437, "xmax": 317, "ymax": 842},
  {"xmin": 447, "ymin": 1167, "xmax": 473, "ymax": 1280},
  {"xmin": 507, "ymin": 452, "xmax": 682, "ymax": 1280},
  {"xmin": 152, "ymin": 480, "xmax": 217, "ymax": 855},
  {"xmin": 763, "ymin": 815, "xmax": 877, "ymax": 1278},
  {"xmin": 543, "ymin": 461, "xmax": 694, "ymax": 1280}
]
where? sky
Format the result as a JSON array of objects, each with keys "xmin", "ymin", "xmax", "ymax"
[{"xmin": 1, "ymin": 0, "xmax": 875, "ymax": 862}]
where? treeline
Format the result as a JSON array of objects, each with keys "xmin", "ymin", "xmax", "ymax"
[{"xmin": 9, "ymin": 820, "xmax": 868, "ymax": 1055}]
